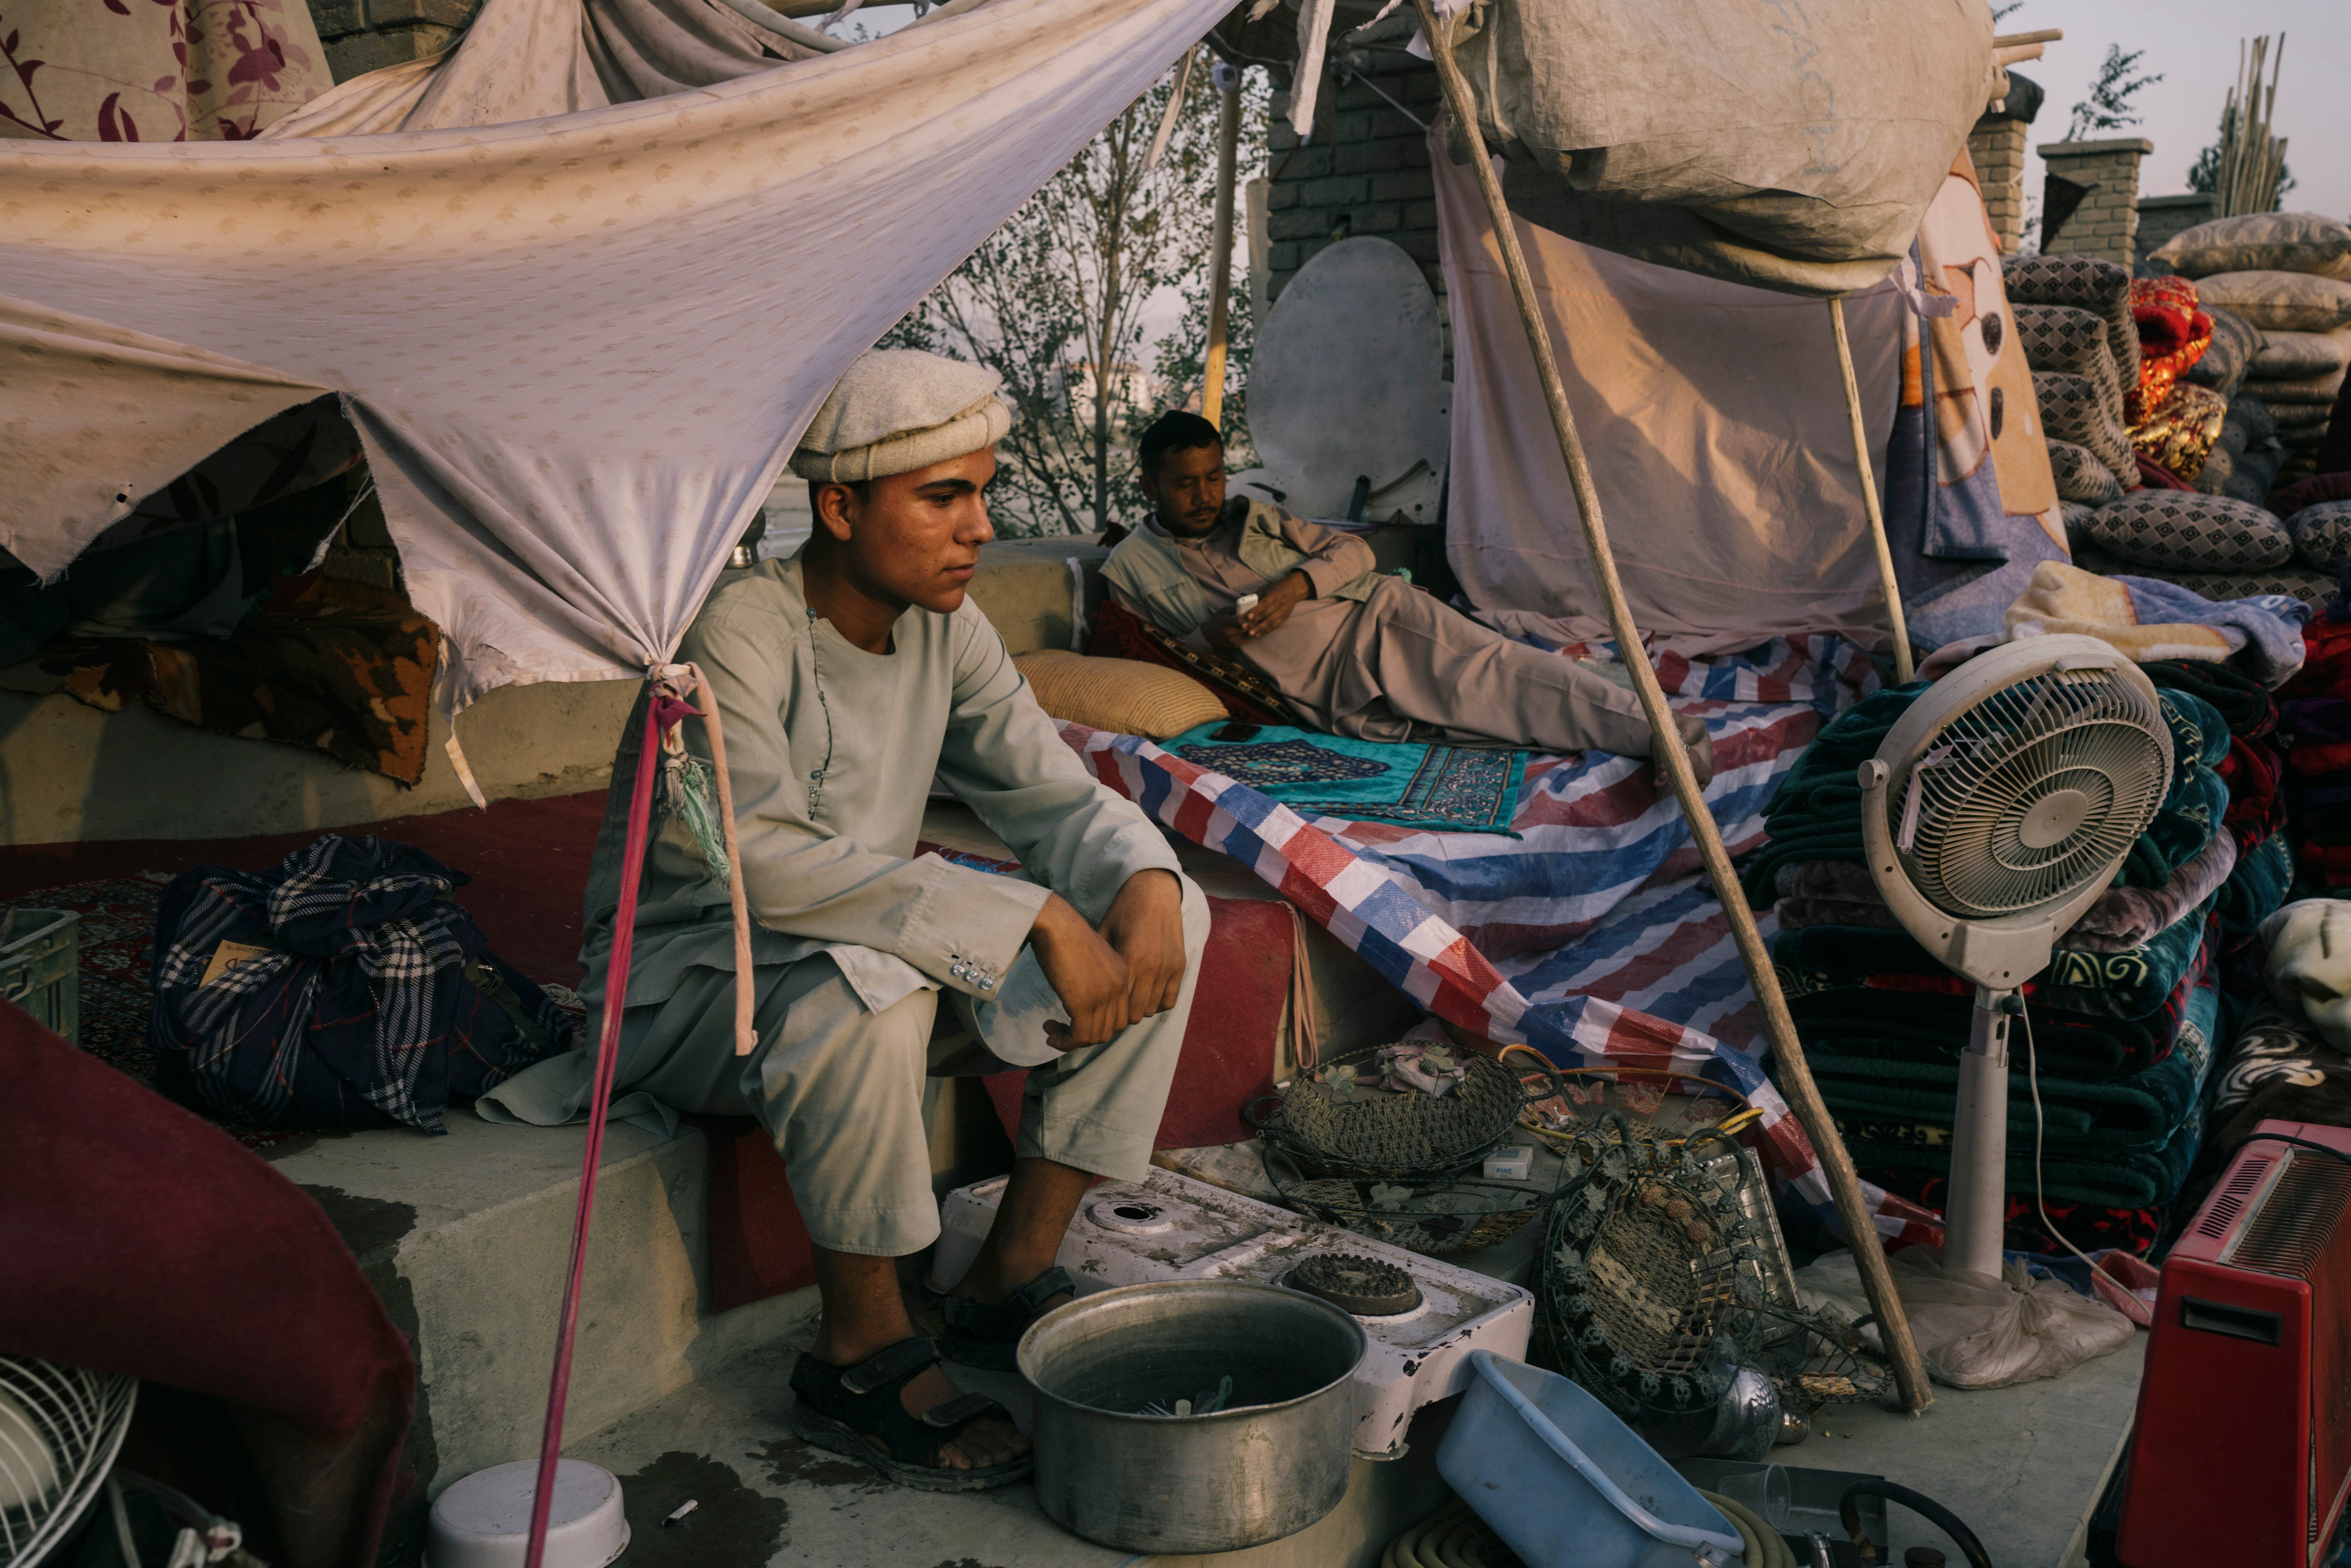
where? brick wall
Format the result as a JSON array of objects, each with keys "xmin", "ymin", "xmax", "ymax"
[
  {"xmin": 1265, "ymin": 49, "xmax": 1444, "ymax": 309},
  {"xmin": 2136, "ymin": 194, "xmax": 2217, "ymax": 267},
  {"xmin": 305, "ymin": 0, "xmax": 481, "ymax": 82},
  {"xmin": 2039, "ymin": 137, "xmax": 2152, "ymax": 269}
]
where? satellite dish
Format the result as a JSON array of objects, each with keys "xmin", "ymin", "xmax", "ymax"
[{"xmin": 1248, "ymin": 237, "xmax": 1448, "ymax": 523}]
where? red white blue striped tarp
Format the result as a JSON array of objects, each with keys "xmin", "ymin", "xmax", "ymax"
[{"xmin": 1058, "ymin": 634, "xmax": 1941, "ymax": 1247}]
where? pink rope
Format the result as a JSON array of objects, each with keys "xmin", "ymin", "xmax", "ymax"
[{"xmin": 523, "ymin": 681, "xmax": 696, "ymax": 1568}]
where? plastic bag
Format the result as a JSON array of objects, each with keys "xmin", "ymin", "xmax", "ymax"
[{"xmin": 1793, "ymin": 1246, "xmax": 2135, "ymax": 1390}]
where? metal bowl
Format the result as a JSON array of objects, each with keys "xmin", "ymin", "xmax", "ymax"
[{"xmin": 1019, "ymin": 1281, "xmax": 1367, "ymax": 1554}]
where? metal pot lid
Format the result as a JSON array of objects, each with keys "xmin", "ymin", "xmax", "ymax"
[{"xmin": 1286, "ymin": 1253, "xmax": 1422, "ymax": 1317}]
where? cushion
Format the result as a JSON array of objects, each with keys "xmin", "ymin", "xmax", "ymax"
[
  {"xmin": 2288, "ymin": 500, "xmax": 2351, "ymax": 574},
  {"xmin": 2048, "ymin": 439, "xmax": 2124, "ymax": 505},
  {"xmin": 2227, "ymin": 439, "xmax": 2289, "ymax": 506},
  {"xmin": 2242, "ymin": 365, "xmax": 2348, "ymax": 405},
  {"xmin": 2247, "ymin": 328, "xmax": 2351, "ymax": 379},
  {"xmin": 2130, "ymin": 383, "xmax": 2228, "ymax": 483},
  {"xmin": 2013, "ymin": 303, "xmax": 2121, "ymax": 388},
  {"xmin": 2193, "ymin": 271, "xmax": 2351, "ymax": 334},
  {"xmin": 1013, "ymin": 650, "xmax": 1228, "ymax": 740},
  {"xmin": 2129, "ymin": 277, "xmax": 2214, "ymax": 424},
  {"xmin": 2152, "ymin": 213, "xmax": 2351, "ymax": 282},
  {"xmin": 2004, "ymin": 255, "xmax": 2139, "ymax": 391},
  {"xmin": 2184, "ymin": 307, "xmax": 2264, "ymax": 396},
  {"xmin": 2068, "ymin": 544, "xmax": 2339, "ymax": 610},
  {"xmin": 2268, "ymin": 472, "xmax": 2351, "ymax": 518},
  {"xmin": 1087, "ymin": 598, "xmax": 1289, "ymax": 724},
  {"xmin": 2034, "ymin": 370, "xmax": 2134, "ymax": 473},
  {"xmin": 2072, "ymin": 491, "xmax": 2294, "ymax": 572},
  {"xmin": 2273, "ymin": 402, "xmax": 2336, "ymax": 430}
]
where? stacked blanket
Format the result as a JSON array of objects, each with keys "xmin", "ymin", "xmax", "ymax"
[{"xmin": 1751, "ymin": 662, "xmax": 2294, "ymax": 1254}]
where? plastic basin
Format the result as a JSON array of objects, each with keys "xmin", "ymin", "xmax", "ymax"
[{"xmin": 1437, "ymin": 1350, "xmax": 1744, "ymax": 1568}]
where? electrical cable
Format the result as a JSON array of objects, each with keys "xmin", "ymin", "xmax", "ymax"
[
  {"xmin": 2239, "ymin": 1130, "xmax": 2351, "ymax": 1169},
  {"xmin": 2021, "ymin": 999, "xmax": 2130, "ymax": 1296}
]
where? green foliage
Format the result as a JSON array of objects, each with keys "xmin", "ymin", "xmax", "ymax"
[
  {"xmin": 2065, "ymin": 44, "xmax": 2161, "ymax": 142},
  {"xmin": 881, "ymin": 55, "xmax": 1269, "ymax": 538}
]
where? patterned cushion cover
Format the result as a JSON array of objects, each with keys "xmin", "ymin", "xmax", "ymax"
[
  {"xmin": 2152, "ymin": 213, "xmax": 2351, "ymax": 282},
  {"xmin": 2035, "ymin": 370, "xmax": 2135, "ymax": 474},
  {"xmin": 2048, "ymin": 439, "xmax": 2125, "ymax": 505},
  {"xmin": 2288, "ymin": 500, "xmax": 2351, "ymax": 574},
  {"xmin": 2242, "ymin": 365, "xmax": 2348, "ymax": 405},
  {"xmin": 2184, "ymin": 308, "xmax": 2264, "ymax": 398},
  {"xmin": 2012, "ymin": 303, "xmax": 2120, "ymax": 389},
  {"xmin": 2004, "ymin": 255, "xmax": 2139, "ymax": 393},
  {"xmin": 2247, "ymin": 329, "xmax": 2351, "ymax": 379},
  {"xmin": 2073, "ymin": 492, "xmax": 2294, "ymax": 571},
  {"xmin": 2193, "ymin": 271, "xmax": 2351, "ymax": 334},
  {"xmin": 2130, "ymin": 384, "xmax": 2228, "ymax": 483},
  {"xmin": 2068, "ymin": 544, "xmax": 2338, "ymax": 610}
]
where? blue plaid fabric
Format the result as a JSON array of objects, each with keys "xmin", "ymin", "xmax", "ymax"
[{"xmin": 149, "ymin": 835, "xmax": 573, "ymax": 1133}]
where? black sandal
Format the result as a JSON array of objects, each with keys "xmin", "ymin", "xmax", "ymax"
[
  {"xmin": 941, "ymin": 1265, "xmax": 1076, "ymax": 1371},
  {"xmin": 786, "ymin": 1336, "xmax": 1032, "ymax": 1492}
]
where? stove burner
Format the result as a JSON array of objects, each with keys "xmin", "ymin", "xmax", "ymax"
[{"xmin": 1287, "ymin": 1252, "xmax": 1422, "ymax": 1317}]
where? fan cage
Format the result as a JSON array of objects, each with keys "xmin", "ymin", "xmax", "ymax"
[
  {"xmin": 1893, "ymin": 667, "xmax": 2170, "ymax": 920},
  {"xmin": 0, "ymin": 1355, "xmax": 137, "ymax": 1568}
]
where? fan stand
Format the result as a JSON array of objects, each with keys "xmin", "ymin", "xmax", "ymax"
[{"xmin": 1944, "ymin": 988, "xmax": 2022, "ymax": 1282}]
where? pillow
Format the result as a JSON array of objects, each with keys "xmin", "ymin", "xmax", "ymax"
[
  {"xmin": 2067, "ymin": 544, "xmax": 2339, "ymax": 611},
  {"xmin": 1012, "ymin": 650, "xmax": 1229, "ymax": 740},
  {"xmin": 2184, "ymin": 307, "xmax": 2264, "ymax": 396},
  {"xmin": 2152, "ymin": 213, "xmax": 2351, "ymax": 282},
  {"xmin": 2072, "ymin": 492, "xmax": 2294, "ymax": 572},
  {"xmin": 2004, "ymin": 255, "xmax": 2139, "ymax": 391},
  {"xmin": 2047, "ymin": 439, "xmax": 2124, "ymax": 505},
  {"xmin": 2192, "ymin": 271, "xmax": 2351, "ymax": 334},
  {"xmin": 2033, "ymin": 370, "xmax": 2133, "ymax": 473},
  {"xmin": 2288, "ymin": 500, "xmax": 2351, "ymax": 574},
  {"xmin": 2012, "ymin": 303, "xmax": 2120, "ymax": 387},
  {"xmin": 2247, "ymin": 328, "xmax": 2351, "ymax": 379}
]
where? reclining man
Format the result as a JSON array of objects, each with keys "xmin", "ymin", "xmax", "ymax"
[
  {"xmin": 481, "ymin": 350, "xmax": 1207, "ymax": 1491},
  {"xmin": 1105, "ymin": 412, "xmax": 1713, "ymax": 780}
]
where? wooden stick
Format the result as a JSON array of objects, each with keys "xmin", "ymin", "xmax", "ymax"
[
  {"xmin": 1408, "ymin": 0, "xmax": 1933, "ymax": 1413},
  {"xmin": 1203, "ymin": 71, "xmax": 1242, "ymax": 430},
  {"xmin": 1829, "ymin": 297, "xmax": 1913, "ymax": 686},
  {"xmin": 1990, "ymin": 27, "xmax": 2063, "ymax": 47}
]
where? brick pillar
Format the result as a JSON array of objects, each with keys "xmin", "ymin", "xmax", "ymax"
[
  {"xmin": 1969, "ymin": 117, "xmax": 2030, "ymax": 254},
  {"xmin": 2037, "ymin": 137, "xmax": 2153, "ymax": 268}
]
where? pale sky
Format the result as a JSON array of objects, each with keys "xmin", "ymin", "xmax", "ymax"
[{"xmin": 2006, "ymin": 0, "xmax": 2350, "ymax": 220}]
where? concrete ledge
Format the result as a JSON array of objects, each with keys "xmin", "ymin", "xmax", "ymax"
[{"xmin": 2039, "ymin": 137, "xmax": 2154, "ymax": 157}]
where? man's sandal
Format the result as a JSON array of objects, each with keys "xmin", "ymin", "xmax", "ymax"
[
  {"xmin": 786, "ymin": 1336, "xmax": 1032, "ymax": 1493},
  {"xmin": 940, "ymin": 1264, "xmax": 1076, "ymax": 1371}
]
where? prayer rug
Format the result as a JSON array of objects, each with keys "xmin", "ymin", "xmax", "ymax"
[
  {"xmin": 1166, "ymin": 722, "xmax": 1527, "ymax": 835},
  {"xmin": 0, "ymin": 873, "xmax": 298, "ymax": 1150}
]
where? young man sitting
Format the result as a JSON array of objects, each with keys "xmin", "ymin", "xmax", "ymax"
[
  {"xmin": 1103, "ymin": 411, "xmax": 1712, "ymax": 780},
  {"xmin": 481, "ymin": 350, "xmax": 1207, "ymax": 1491}
]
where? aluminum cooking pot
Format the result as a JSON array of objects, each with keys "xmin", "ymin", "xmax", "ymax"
[{"xmin": 1019, "ymin": 1280, "xmax": 1367, "ymax": 1554}]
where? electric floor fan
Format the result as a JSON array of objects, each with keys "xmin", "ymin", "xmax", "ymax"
[
  {"xmin": 1856, "ymin": 634, "xmax": 2173, "ymax": 1278},
  {"xmin": 0, "ymin": 1354, "xmax": 137, "ymax": 1568}
]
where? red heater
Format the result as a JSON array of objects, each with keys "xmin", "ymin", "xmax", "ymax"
[{"xmin": 2118, "ymin": 1119, "xmax": 2351, "ymax": 1567}]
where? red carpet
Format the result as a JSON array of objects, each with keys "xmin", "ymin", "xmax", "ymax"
[{"xmin": 0, "ymin": 792, "xmax": 608, "ymax": 985}]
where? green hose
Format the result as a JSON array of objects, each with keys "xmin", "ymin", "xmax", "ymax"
[{"xmin": 1383, "ymin": 1490, "xmax": 1803, "ymax": 1568}]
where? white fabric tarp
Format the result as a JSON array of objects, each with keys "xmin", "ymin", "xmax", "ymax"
[
  {"xmin": 1431, "ymin": 125, "xmax": 1908, "ymax": 652},
  {"xmin": 0, "ymin": 0, "xmax": 1226, "ymax": 712}
]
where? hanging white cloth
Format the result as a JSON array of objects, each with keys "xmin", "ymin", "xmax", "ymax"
[{"xmin": 0, "ymin": 0, "xmax": 1229, "ymax": 714}]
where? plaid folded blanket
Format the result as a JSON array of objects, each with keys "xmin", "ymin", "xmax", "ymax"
[{"xmin": 1862, "ymin": 1166, "xmax": 2164, "ymax": 1259}]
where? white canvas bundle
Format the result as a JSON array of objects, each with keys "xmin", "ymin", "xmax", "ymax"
[{"xmin": 0, "ymin": 0, "xmax": 1225, "ymax": 717}]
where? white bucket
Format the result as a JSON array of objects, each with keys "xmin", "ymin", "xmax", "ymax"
[{"xmin": 423, "ymin": 1459, "xmax": 629, "ymax": 1568}]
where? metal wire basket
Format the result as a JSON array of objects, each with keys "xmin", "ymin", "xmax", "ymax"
[
  {"xmin": 1535, "ymin": 1114, "xmax": 1891, "ymax": 1427},
  {"xmin": 1266, "ymin": 1149, "xmax": 1562, "ymax": 1255},
  {"xmin": 1246, "ymin": 1043, "xmax": 1557, "ymax": 1179},
  {"xmin": 0, "ymin": 1354, "xmax": 138, "ymax": 1568}
]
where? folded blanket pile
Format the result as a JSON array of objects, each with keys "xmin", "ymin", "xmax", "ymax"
[{"xmin": 2282, "ymin": 615, "xmax": 2351, "ymax": 892}]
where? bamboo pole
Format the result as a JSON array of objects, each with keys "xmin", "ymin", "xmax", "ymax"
[
  {"xmin": 1409, "ymin": 0, "xmax": 1934, "ymax": 1413},
  {"xmin": 1829, "ymin": 297, "xmax": 1914, "ymax": 686},
  {"xmin": 1203, "ymin": 68, "xmax": 1242, "ymax": 430}
]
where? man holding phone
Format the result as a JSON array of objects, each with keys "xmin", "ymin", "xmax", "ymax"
[{"xmin": 1103, "ymin": 411, "xmax": 1713, "ymax": 779}]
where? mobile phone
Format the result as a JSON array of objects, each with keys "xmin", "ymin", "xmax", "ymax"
[
  {"xmin": 1212, "ymin": 722, "xmax": 1262, "ymax": 742},
  {"xmin": 1235, "ymin": 592, "xmax": 1260, "ymax": 616}
]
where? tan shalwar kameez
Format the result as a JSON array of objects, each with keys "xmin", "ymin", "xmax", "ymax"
[
  {"xmin": 481, "ymin": 554, "xmax": 1205, "ymax": 1258},
  {"xmin": 1123, "ymin": 505, "xmax": 1681, "ymax": 761}
]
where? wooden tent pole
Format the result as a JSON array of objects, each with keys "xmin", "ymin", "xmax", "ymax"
[
  {"xmin": 1828, "ymin": 296, "xmax": 1915, "ymax": 686},
  {"xmin": 1202, "ymin": 67, "xmax": 1242, "ymax": 430},
  {"xmin": 1408, "ymin": 0, "xmax": 1934, "ymax": 1413}
]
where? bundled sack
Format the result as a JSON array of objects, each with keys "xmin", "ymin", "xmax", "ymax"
[
  {"xmin": 2151, "ymin": 213, "xmax": 2351, "ymax": 283},
  {"xmin": 1444, "ymin": 0, "xmax": 1995, "ymax": 297},
  {"xmin": 2069, "ymin": 491, "xmax": 2293, "ymax": 573},
  {"xmin": 1796, "ymin": 1246, "xmax": 2134, "ymax": 1389},
  {"xmin": 2193, "ymin": 271, "xmax": 2351, "ymax": 336},
  {"xmin": 1013, "ymin": 649, "xmax": 1229, "ymax": 741},
  {"xmin": 150, "ymin": 835, "xmax": 574, "ymax": 1134},
  {"xmin": 2246, "ymin": 328, "xmax": 2351, "ymax": 381},
  {"xmin": 2184, "ymin": 307, "xmax": 2264, "ymax": 400}
]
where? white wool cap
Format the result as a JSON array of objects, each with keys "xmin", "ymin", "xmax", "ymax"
[{"xmin": 789, "ymin": 349, "xmax": 1013, "ymax": 483}]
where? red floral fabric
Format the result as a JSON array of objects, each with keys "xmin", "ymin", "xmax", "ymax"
[
  {"xmin": 2127, "ymin": 276, "xmax": 2215, "ymax": 425},
  {"xmin": 0, "ymin": 0, "xmax": 331, "ymax": 143}
]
